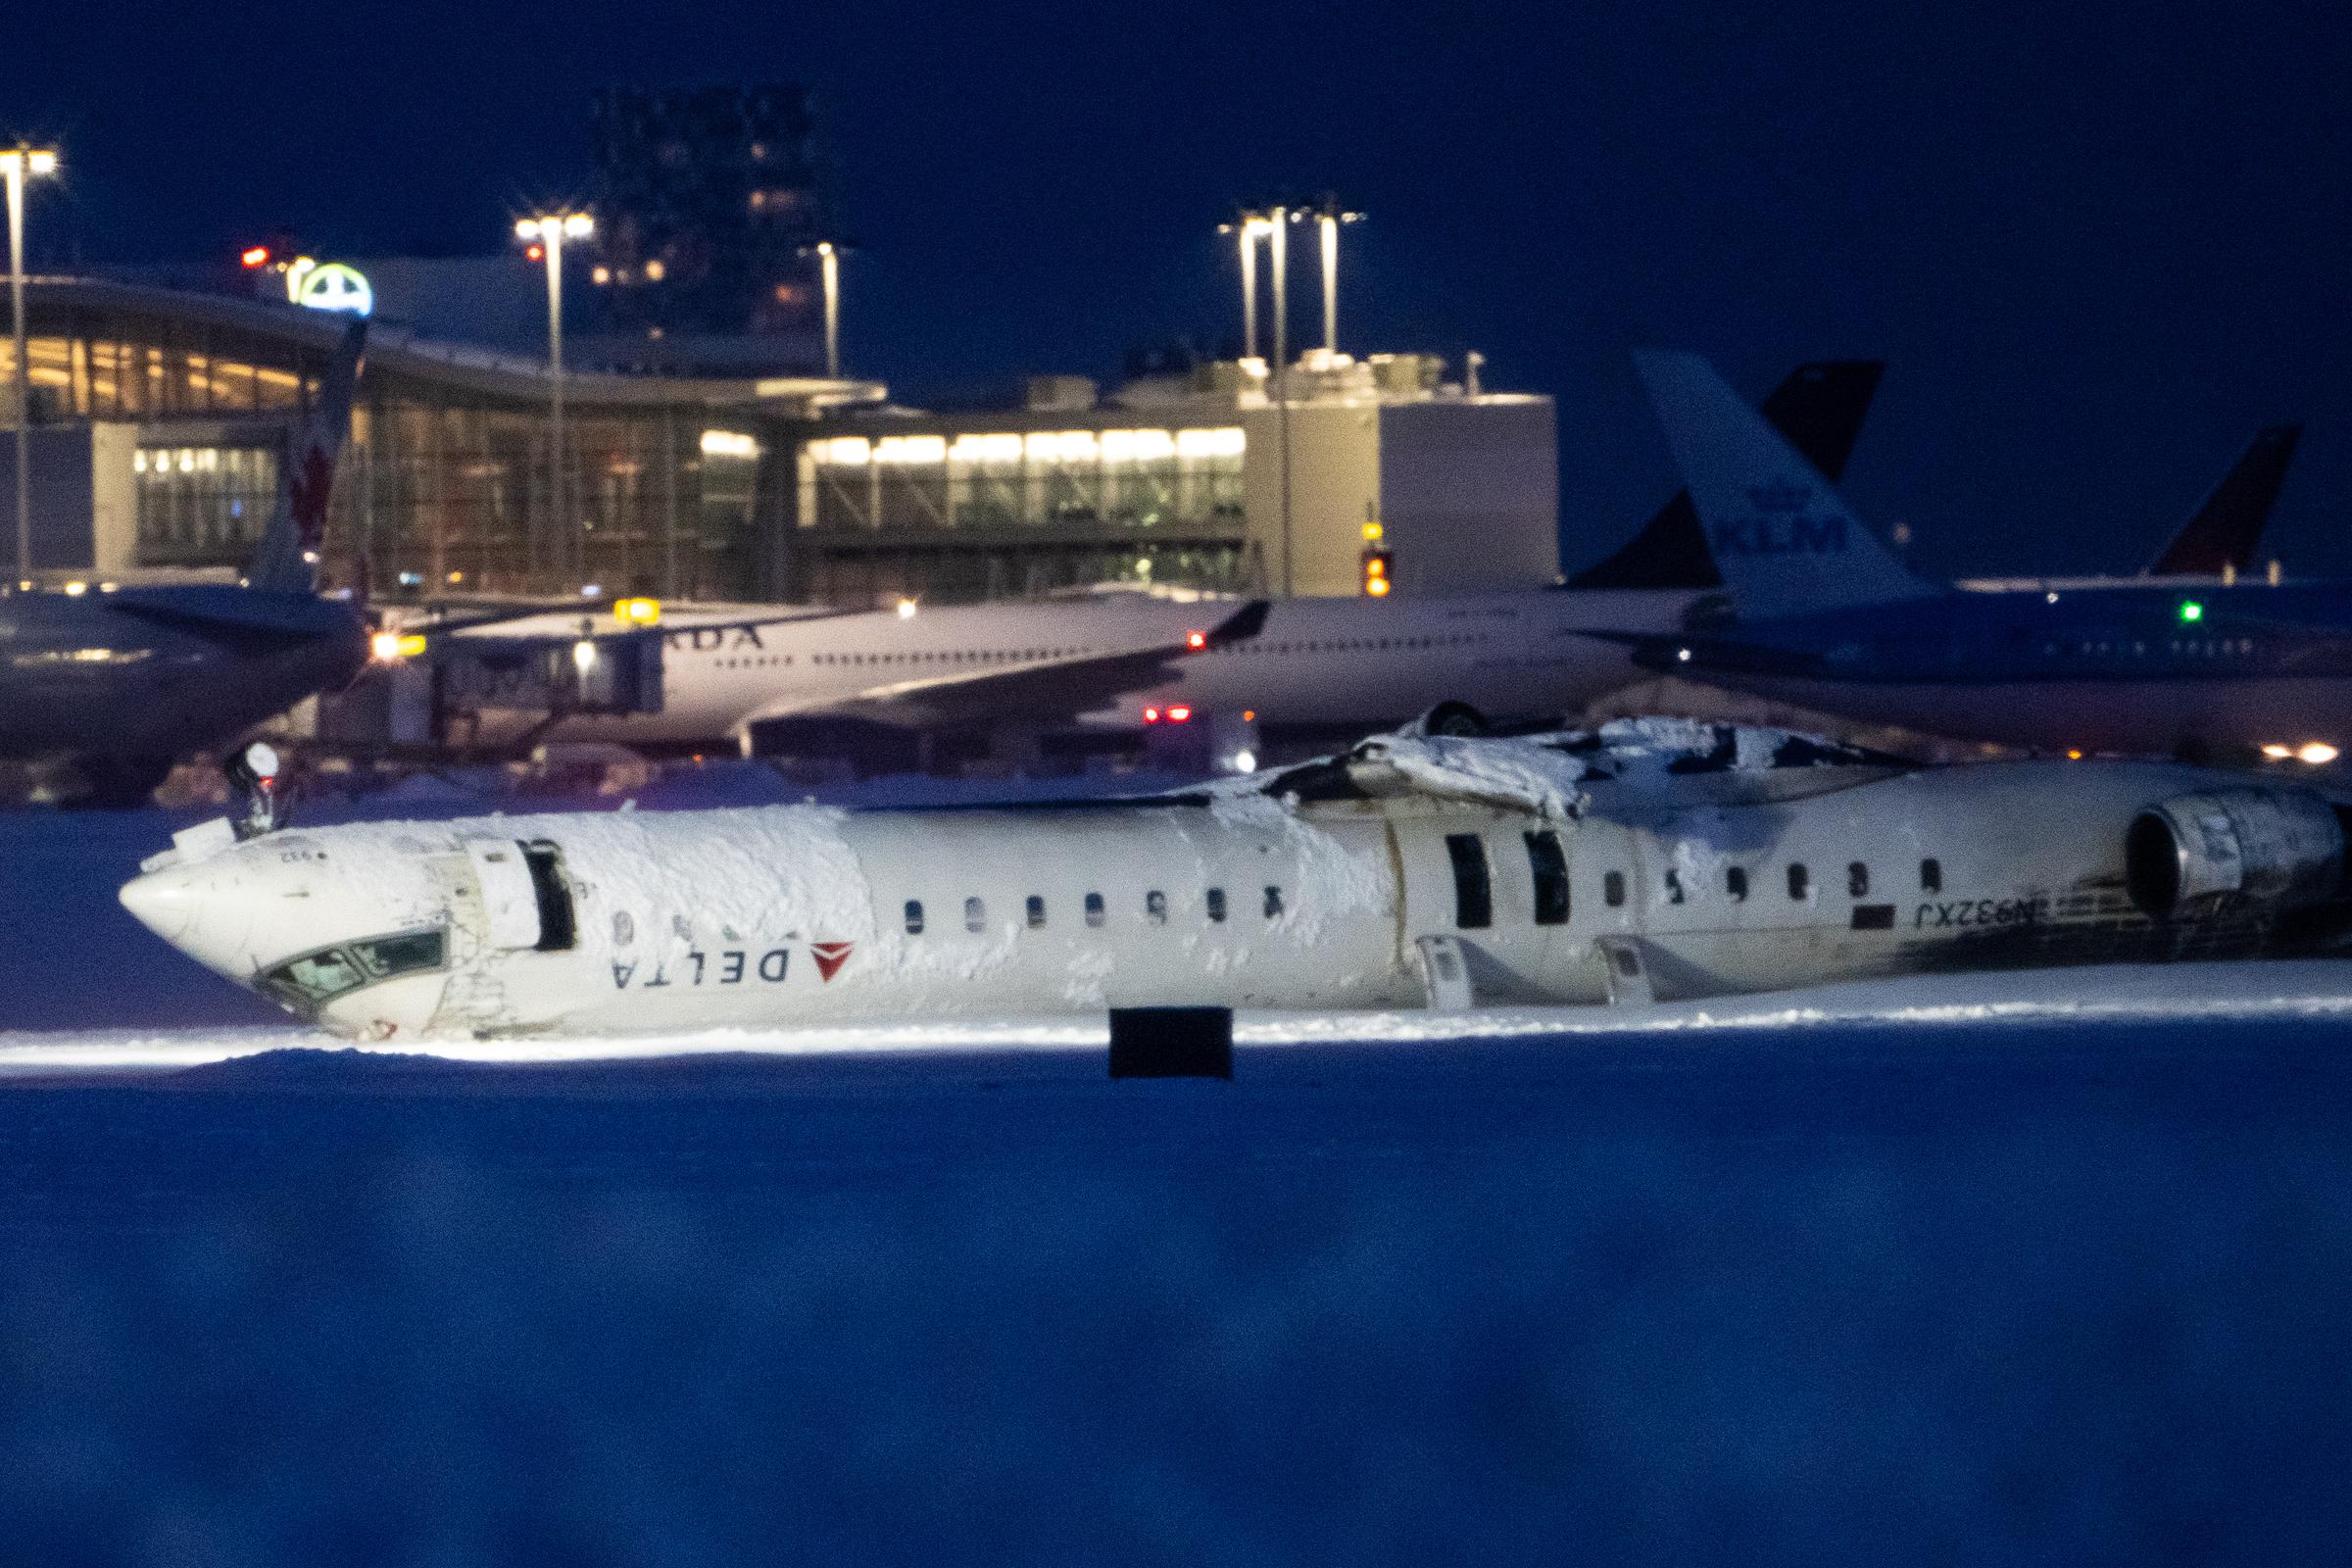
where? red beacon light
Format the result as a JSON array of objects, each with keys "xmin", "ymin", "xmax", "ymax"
[
  {"xmin": 1143, "ymin": 706, "xmax": 1161, "ymax": 723},
  {"xmin": 225, "ymin": 741, "xmax": 286, "ymax": 838},
  {"xmin": 239, "ymin": 245, "xmax": 271, "ymax": 270},
  {"xmin": 524, "ymin": 243, "xmax": 546, "ymax": 263},
  {"xmin": 1185, "ymin": 629, "xmax": 1207, "ymax": 652}
]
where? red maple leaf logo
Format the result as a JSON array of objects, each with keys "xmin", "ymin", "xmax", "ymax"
[
  {"xmin": 809, "ymin": 941, "xmax": 854, "ymax": 983},
  {"xmin": 287, "ymin": 443, "xmax": 336, "ymax": 548}
]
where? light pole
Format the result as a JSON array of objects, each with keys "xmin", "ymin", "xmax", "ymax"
[
  {"xmin": 1217, "ymin": 213, "xmax": 1276, "ymax": 361},
  {"xmin": 3, "ymin": 143, "xmax": 58, "ymax": 582},
  {"xmin": 815, "ymin": 241, "xmax": 842, "ymax": 379},
  {"xmin": 1311, "ymin": 198, "xmax": 1362, "ymax": 355},
  {"xmin": 515, "ymin": 210, "xmax": 593, "ymax": 585},
  {"xmin": 1268, "ymin": 204, "xmax": 1293, "ymax": 598},
  {"xmin": 798, "ymin": 240, "xmax": 854, "ymax": 379}
]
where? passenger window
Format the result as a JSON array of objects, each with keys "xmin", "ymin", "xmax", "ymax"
[
  {"xmin": 1263, "ymin": 885, "xmax": 1284, "ymax": 918},
  {"xmin": 1848, "ymin": 861, "xmax": 1869, "ymax": 898},
  {"xmin": 1788, "ymin": 863, "xmax": 1810, "ymax": 901},
  {"xmin": 1205, "ymin": 888, "xmax": 1227, "ymax": 923},
  {"xmin": 1524, "ymin": 830, "xmax": 1569, "ymax": 925},
  {"xmin": 1603, "ymin": 870, "xmax": 1626, "ymax": 907},
  {"xmin": 1026, "ymin": 895, "xmax": 1047, "ymax": 929},
  {"xmin": 1085, "ymin": 892, "xmax": 1105, "ymax": 928},
  {"xmin": 1444, "ymin": 832, "xmax": 1493, "ymax": 929},
  {"xmin": 1920, "ymin": 858, "xmax": 1942, "ymax": 894},
  {"xmin": 1726, "ymin": 866, "xmax": 1748, "ymax": 903},
  {"xmin": 1145, "ymin": 890, "xmax": 1167, "ymax": 925},
  {"xmin": 964, "ymin": 897, "xmax": 986, "ymax": 933},
  {"xmin": 1664, "ymin": 868, "xmax": 1685, "ymax": 906},
  {"xmin": 905, "ymin": 900, "xmax": 924, "ymax": 935}
]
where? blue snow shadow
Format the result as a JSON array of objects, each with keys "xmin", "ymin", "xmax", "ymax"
[{"xmin": 0, "ymin": 1024, "xmax": 2349, "ymax": 1562}]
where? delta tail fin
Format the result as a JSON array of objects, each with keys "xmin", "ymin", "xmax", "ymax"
[
  {"xmin": 245, "ymin": 318, "xmax": 367, "ymax": 596},
  {"xmin": 1634, "ymin": 350, "xmax": 1937, "ymax": 620},
  {"xmin": 2144, "ymin": 422, "xmax": 2301, "ymax": 577},
  {"xmin": 1568, "ymin": 360, "xmax": 1886, "ymax": 590}
]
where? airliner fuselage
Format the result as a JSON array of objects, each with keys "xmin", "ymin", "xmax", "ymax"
[
  {"xmin": 119, "ymin": 722, "xmax": 2352, "ymax": 1041},
  {"xmin": 1634, "ymin": 582, "xmax": 2352, "ymax": 754},
  {"xmin": 528, "ymin": 588, "xmax": 1701, "ymax": 749}
]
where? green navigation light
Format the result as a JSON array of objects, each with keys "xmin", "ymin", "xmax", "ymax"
[{"xmin": 2180, "ymin": 601, "xmax": 2204, "ymax": 623}]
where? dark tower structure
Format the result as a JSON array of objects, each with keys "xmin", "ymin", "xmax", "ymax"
[{"xmin": 588, "ymin": 84, "xmax": 826, "ymax": 371}]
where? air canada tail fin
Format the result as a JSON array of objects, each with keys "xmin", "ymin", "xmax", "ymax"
[
  {"xmin": 1633, "ymin": 350, "xmax": 1937, "ymax": 620},
  {"xmin": 245, "ymin": 319, "xmax": 367, "ymax": 596},
  {"xmin": 2144, "ymin": 422, "xmax": 2301, "ymax": 577},
  {"xmin": 1567, "ymin": 360, "xmax": 1885, "ymax": 589}
]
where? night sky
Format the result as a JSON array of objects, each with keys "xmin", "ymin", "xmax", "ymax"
[{"xmin": 7, "ymin": 0, "xmax": 2350, "ymax": 580}]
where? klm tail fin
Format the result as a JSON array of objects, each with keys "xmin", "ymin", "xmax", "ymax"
[
  {"xmin": 1568, "ymin": 360, "xmax": 1885, "ymax": 589},
  {"xmin": 245, "ymin": 319, "xmax": 367, "ymax": 595},
  {"xmin": 2144, "ymin": 422, "xmax": 2301, "ymax": 577},
  {"xmin": 1633, "ymin": 350, "xmax": 1937, "ymax": 620}
]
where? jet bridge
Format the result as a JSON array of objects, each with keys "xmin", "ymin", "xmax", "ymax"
[
  {"xmin": 321, "ymin": 621, "xmax": 664, "ymax": 752},
  {"xmin": 434, "ymin": 627, "xmax": 662, "ymax": 719}
]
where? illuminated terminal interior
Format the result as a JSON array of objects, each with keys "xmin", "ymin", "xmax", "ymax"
[
  {"xmin": 5, "ymin": 277, "xmax": 1559, "ymax": 606},
  {"xmin": 134, "ymin": 444, "xmax": 281, "ymax": 565},
  {"xmin": 4, "ymin": 278, "xmax": 878, "ymax": 600},
  {"xmin": 802, "ymin": 426, "xmax": 1245, "ymax": 532},
  {"xmin": 796, "ymin": 424, "xmax": 1251, "ymax": 601}
]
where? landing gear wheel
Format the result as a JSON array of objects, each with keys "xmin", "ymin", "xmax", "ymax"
[{"xmin": 1418, "ymin": 702, "xmax": 1491, "ymax": 739}]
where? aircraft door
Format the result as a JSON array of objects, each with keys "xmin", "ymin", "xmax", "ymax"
[
  {"xmin": 1392, "ymin": 815, "xmax": 1569, "ymax": 1004},
  {"xmin": 1555, "ymin": 820, "xmax": 1642, "ymax": 1004},
  {"xmin": 464, "ymin": 839, "xmax": 542, "ymax": 949}
]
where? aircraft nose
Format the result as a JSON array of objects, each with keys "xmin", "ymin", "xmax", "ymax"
[
  {"xmin": 119, "ymin": 864, "xmax": 196, "ymax": 943},
  {"xmin": 118, "ymin": 859, "xmax": 257, "ymax": 978}
]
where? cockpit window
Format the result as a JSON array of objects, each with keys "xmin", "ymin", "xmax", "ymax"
[
  {"xmin": 264, "ymin": 930, "xmax": 447, "ymax": 1006},
  {"xmin": 353, "ymin": 930, "xmax": 446, "ymax": 980},
  {"xmin": 265, "ymin": 948, "xmax": 368, "ymax": 1004}
]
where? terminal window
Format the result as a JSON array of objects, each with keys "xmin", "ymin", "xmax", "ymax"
[{"xmin": 135, "ymin": 445, "xmax": 281, "ymax": 565}]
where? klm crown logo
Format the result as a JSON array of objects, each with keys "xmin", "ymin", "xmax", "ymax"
[{"xmin": 1742, "ymin": 478, "xmax": 1812, "ymax": 513}]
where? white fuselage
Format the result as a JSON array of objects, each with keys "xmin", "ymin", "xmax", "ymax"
[
  {"xmin": 119, "ymin": 738, "xmax": 2332, "ymax": 1043},
  {"xmin": 516, "ymin": 589, "xmax": 1700, "ymax": 747}
]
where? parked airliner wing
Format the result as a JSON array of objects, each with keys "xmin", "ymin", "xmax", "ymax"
[
  {"xmin": 101, "ymin": 584, "xmax": 363, "ymax": 644},
  {"xmin": 432, "ymin": 601, "xmax": 865, "ymax": 640},
  {"xmin": 727, "ymin": 600, "xmax": 1271, "ymax": 736}
]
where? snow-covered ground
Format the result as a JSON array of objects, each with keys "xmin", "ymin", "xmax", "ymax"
[
  {"xmin": 6, "ymin": 789, "xmax": 2352, "ymax": 1560},
  {"xmin": 11, "ymin": 958, "xmax": 2352, "ymax": 1075}
]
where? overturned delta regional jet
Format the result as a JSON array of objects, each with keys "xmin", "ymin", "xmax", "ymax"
[{"xmin": 121, "ymin": 719, "xmax": 2352, "ymax": 1040}]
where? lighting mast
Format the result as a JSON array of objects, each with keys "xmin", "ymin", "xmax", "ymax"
[
  {"xmin": 1310, "ymin": 196, "xmax": 1362, "ymax": 355},
  {"xmin": 3, "ymin": 143, "xmax": 59, "ymax": 582},
  {"xmin": 514, "ymin": 209, "xmax": 594, "ymax": 585},
  {"xmin": 1217, "ymin": 212, "xmax": 1277, "ymax": 362}
]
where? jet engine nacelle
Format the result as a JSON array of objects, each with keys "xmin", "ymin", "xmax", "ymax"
[{"xmin": 2124, "ymin": 787, "xmax": 2347, "ymax": 920}]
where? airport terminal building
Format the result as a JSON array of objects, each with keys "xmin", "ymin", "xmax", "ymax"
[
  {"xmin": 0, "ymin": 277, "xmax": 880, "ymax": 602},
  {"xmin": 1, "ymin": 274, "xmax": 1559, "ymax": 606},
  {"xmin": 791, "ymin": 353, "xmax": 1557, "ymax": 603}
]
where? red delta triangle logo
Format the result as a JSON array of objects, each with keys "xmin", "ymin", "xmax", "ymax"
[{"xmin": 809, "ymin": 941, "xmax": 855, "ymax": 983}]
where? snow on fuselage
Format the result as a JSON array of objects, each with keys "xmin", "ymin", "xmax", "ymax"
[{"xmin": 115, "ymin": 722, "xmax": 2352, "ymax": 1042}]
